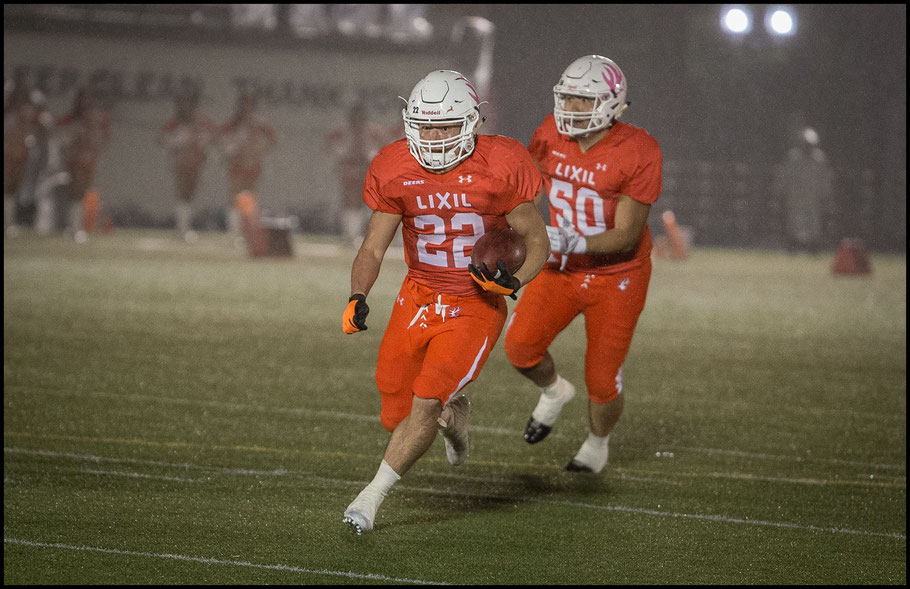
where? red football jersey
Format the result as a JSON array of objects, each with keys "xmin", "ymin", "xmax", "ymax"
[
  {"xmin": 529, "ymin": 115, "xmax": 662, "ymax": 274},
  {"xmin": 363, "ymin": 134, "xmax": 543, "ymax": 296}
]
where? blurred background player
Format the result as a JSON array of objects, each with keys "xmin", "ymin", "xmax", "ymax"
[
  {"xmin": 218, "ymin": 92, "xmax": 276, "ymax": 244},
  {"xmin": 325, "ymin": 101, "xmax": 400, "ymax": 248},
  {"xmin": 159, "ymin": 88, "xmax": 216, "ymax": 242},
  {"xmin": 340, "ymin": 70, "xmax": 549, "ymax": 534},
  {"xmin": 3, "ymin": 72, "xmax": 51, "ymax": 237},
  {"xmin": 55, "ymin": 86, "xmax": 112, "ymax": 243},
  {"xmin": 504, "ymin": 55, "xmax": 663, "ymax": 473},
  {"xmin": 775, "ymin": 126, "xmax": 833, "ymax": 254}
]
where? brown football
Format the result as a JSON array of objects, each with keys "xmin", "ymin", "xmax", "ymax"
[{"xmin": 471, "ymin": 227, "xmax": 526, "ymax": 274}]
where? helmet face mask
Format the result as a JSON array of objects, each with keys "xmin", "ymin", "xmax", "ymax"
[
  {"xmin": 553, "ymin": 55, "xmax": 627, "ymax": 138},
  {"xmin": 402, "ymin": 70, "xmax": 482, "ymax": 170}
]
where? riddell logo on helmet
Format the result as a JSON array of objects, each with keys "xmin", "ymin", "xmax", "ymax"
[{"xmin": 421, "ymin": 109, "xmax": 441, "ymax": 115}]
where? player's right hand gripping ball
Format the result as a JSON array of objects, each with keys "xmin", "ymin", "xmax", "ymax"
[
  {"xmin": 468, "ymin": 260, "xmax": 521, "ymax": 300},
  {"xmin": 469, "ymin": 227, "xmax": 525, "ymax": 299},
  {"xmin": 342, "ymin": 294, "xmax": 369, "ymax": 334},
  {"xmin": 471, "ymin": 227, "xmax": 526, "ymax": 274}
]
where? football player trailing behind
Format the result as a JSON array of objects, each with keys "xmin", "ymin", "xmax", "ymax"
[
  {"xmin": 552, "ymin": 54, "xmax": 628, "ymax": 138},
  {"xmin": 504, "ymin": 55, "xmax": 662, "ymax": 475}
]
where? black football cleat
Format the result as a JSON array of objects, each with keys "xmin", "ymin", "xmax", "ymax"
[
  {"xmin": 565, "ymin": 459, "xmax": 595, "ymax": 472},
  {"xmin": 524, "ymin": 417, "xmax": 552, "ymax": 444}
]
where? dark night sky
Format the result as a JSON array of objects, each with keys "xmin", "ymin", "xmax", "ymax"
[{"xmin": 439, "ymin": 4, "xmax": 906, "ymax": 182}]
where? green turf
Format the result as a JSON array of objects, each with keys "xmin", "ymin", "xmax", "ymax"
[{"xmin": 4, "ymin": 229, "xmax": 906, "ymax": 584}]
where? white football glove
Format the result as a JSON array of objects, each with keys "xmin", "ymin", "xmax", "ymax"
[{"xmin": 546, "ymin": 215, "xmax": 587, "ymax": 255}]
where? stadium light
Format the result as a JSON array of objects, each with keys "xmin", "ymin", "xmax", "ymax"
[
  {"xmin": 765, "ymin": 7, "xmax": 796, "ymax": 36},
  {"xmin": 720, "ymin": 6, "xmax": 752, "ymax": 35}
]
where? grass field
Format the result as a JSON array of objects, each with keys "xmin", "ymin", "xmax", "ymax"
[{"xmin": 4, "ymin": 229, "xmax": 906, "ymax": 585}]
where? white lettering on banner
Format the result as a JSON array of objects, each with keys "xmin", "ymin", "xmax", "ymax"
[
  {"xmin": 415, "ymin": 192, "xmax": 473, "ymax": 211},
  {"xmin": 10, "ymin": 64, "xmax": 408, "ymax": 110},
  {"xmin": 4, "ymin": 30, "xmax": 445, "ymax": 229}
]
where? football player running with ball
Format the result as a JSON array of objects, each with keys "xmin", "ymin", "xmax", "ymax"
[
  {"xmin": 340, "ymin": 70, "xmax": 550, "ymax": 534},
  {"xmin": 504, "ymin": 55, "xmax": 663, "ymax": 473}
]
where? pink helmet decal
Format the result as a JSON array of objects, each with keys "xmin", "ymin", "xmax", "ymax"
[
  {"xmin": 458, "ymin": 77, "xmax": 480, "ymax": 104},
  {"xmin": 601, "ymin": 63, "xmax": 623, "ymax": 92}
]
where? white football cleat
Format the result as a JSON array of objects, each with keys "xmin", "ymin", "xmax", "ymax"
[
  {"xmin": 342, "ymin": 489, "xmax": 381, "ymax": 535},
  {"xmin": 342, "ymin": 508, "xmax": 373, "ymax": 535},
  {"xmin": 437, "ymin": 396, "xmax": 471, "ymax": 466}
]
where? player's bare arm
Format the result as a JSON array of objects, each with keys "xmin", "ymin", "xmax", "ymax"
[
  {"xmin": 350, "ymin": 210, "xmax": 402, "ymax": 297},
  {"xmin": 583, "ymin": 195, "xmax": 650, "ymax": 254},
  {"xmin": 505, "ymin": 201, "xmax": 550, "ymax": 286},
  {"xmin": 530, "ymin": 158, "xmax": 546, "ymax": 206}
]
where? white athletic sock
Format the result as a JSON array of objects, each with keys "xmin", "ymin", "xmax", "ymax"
[
  {"xmin": 572, "ymin": 432, "xmax": 610, "ymax": 473},
  {"xmin": 531, "ymin": 375, "xmax": 575, "ymax": 426},
  {"xmin": 4, "ymin": 194, "xmax": 17, "ymax": 231},
  {"xmin": 227, "ymin": 207, "xmax": 242, "ymax": 238},
  {"xmin": 368, "ymin": 460, "xmax": 401, "ymax": 496},
  {"xmin": 35, "ymin": 192, "xmax": 55, "ymax": 235},
  {"xmin": 68, "ymin": 201, "xmax": 84, "ymax": 233},
  {"xmin": 176, "ymin": 202, "xmax": 192, "ymax": 235},
  {"xmin": 541, "ymin": 377, "xmax": 565, "ymax": 397},
  {"xmin": 347, "ymin": 460, "xmax": 401, "ymax": 520}
]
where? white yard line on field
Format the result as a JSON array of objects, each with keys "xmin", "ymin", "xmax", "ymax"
[
  {"xmin": 670, "ymin": 446, "xmax": 906, "ymax": 470},
  {"xmin": 79, "ymin": 468, "xmax": 199, "ymax": 483},
  {"xmin": 527, "ymin": 499, "xmax": 907, "ymax": 540},
  {"xmin": 11, "ymin": 386, "xmax": 524, "ymax": 435},
  {"xmin": 5, "ymin": 447, "xmax": 904, "ymax": 541},
  {"xmin": 13, "ymin": 386, "xmax": 908, "ymax": 469},
  {"xmin": 3, "ymin": 538, "xmax": 447, "ymax": 585},
  {"xmin": 4, "ymin": 446, "xmax": 292, "ymax": 476},
  {"xmin": 617, "ymin": 466, "xmax": 907, "ymax": 486},
  {"xmin": 6, "ymin": 422, "xmax": 905, "ymax": 489}
]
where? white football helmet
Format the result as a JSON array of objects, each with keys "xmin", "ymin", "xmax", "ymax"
[
  {"xmin": 401, "ymin": 70, "xmax": 483, "ymax": 170},
  {"xmin": 553, "ymin": 55, "xmax": 628, "ymax": 137}
]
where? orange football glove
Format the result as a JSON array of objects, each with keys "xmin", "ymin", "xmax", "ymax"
[
  {"xmin": 469, "ymin": 261, "xmax": 521, "ymax": 300},
  {"xmin": 342, "ymin": 293, "xmax": 369, "ymax": 334}
]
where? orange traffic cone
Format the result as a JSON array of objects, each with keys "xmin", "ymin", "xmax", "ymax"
[
  {"xmin": 661, "ymin": 210, "xmax": 689, "ymax": 260},
  {"xmin": 83, "ymin": 191, "xmax": 100, "ymax": 233},
  {"xmin": 832, "ymin": 238, "xmax": 872, "ymax": 275}
]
